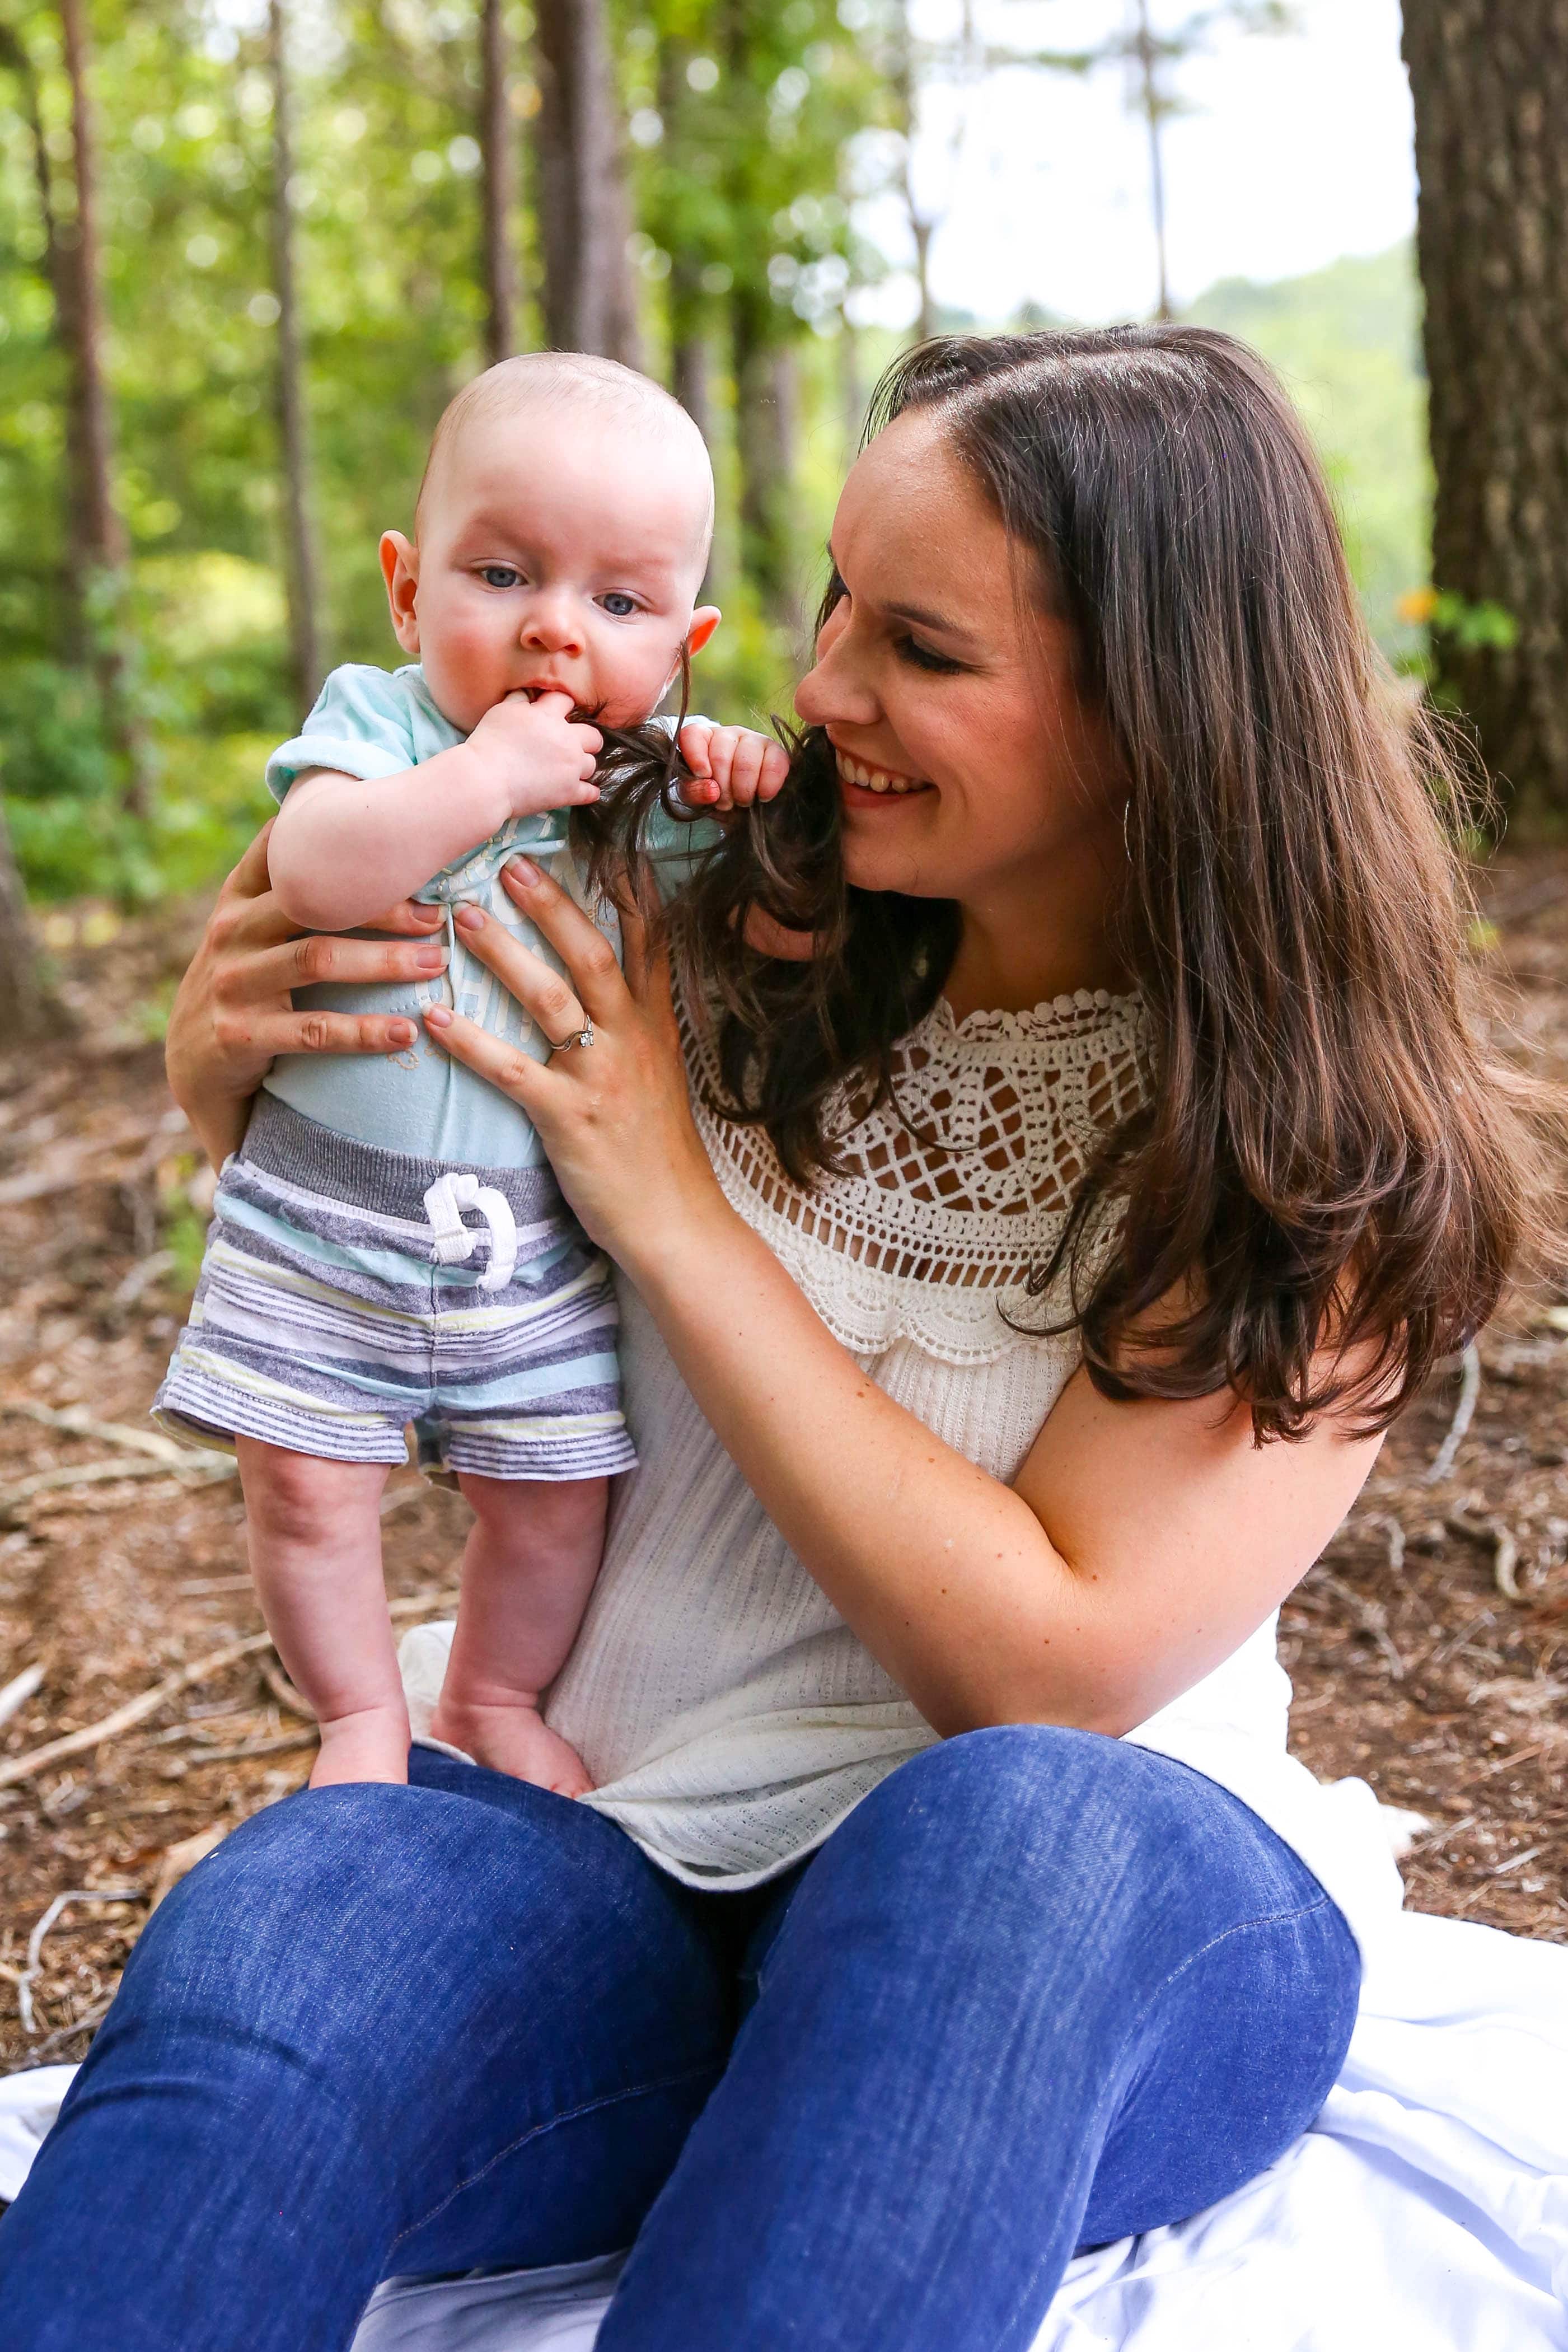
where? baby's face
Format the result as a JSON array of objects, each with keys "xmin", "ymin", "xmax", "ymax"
[{"xmin": 383, "ymin": 404, "xmax": 716, "ymax": 735}]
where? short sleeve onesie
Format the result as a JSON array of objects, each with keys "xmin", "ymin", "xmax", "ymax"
[{"xmin": 260, "ymin": 663, "xmax": 712, "ymax": 1170}]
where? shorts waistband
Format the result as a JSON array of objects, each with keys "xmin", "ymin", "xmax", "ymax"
[{"xmin": 240, "ymin": 1093, "xmax": 568, "ymax": 1225}]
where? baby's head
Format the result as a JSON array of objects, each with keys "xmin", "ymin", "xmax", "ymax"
[{"xmin": 380, "ymin": 353, "xmax": 719, "ymax": 735}]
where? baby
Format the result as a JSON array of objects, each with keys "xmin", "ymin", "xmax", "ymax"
[{"xmin": 156, "ymin": 353, "xmax": 786, "ymax": 1794}]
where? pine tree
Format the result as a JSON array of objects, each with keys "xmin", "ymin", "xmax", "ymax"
[
  {"xmin": 1403, "ymin": 0, "xmax": 1568, "ymax": 813},
  {"xmin": 478, "ymin": 0, "xmax": 518, "ymax": 364},
  {"xmin": 532, "ymin": 0, "xmax": 639, "ymax": 362},
  {"xmin": 266, "ymin": 0, "xmax": 323, "ymax": 710}
]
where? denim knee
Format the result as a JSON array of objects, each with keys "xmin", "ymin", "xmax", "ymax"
[
  {"xmin": 101, "ymin": 1784, "xmax": 526, "ymax": 2108},
  {"xmin": 809, "ymin": 1726, "xmax": 1340, "ymax": 1984}
]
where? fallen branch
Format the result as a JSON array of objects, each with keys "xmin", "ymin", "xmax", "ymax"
[
  {"xmin": 17, "ymin": 1887, "xmax": 141, "ymax": 2036},
  {"xmin": 259, "ymin": 1660, "xmax": 315, "ymax": 1719},
  {"xmin": 1360, "ymin": 1513, "xmax": 1407, "ymax": 1579},
  {"xmin": 184, "ymin": 1728, "xmax": 318, "ymax": 1768},
  {"xmin": 0, "ymin": 1589, "xmax": 458, "ymax": 1790},
  {"xmin": 0, "ymin": 1455, "xmax": 234, "ymax": 1521},
  {"xmin": 1316, "ymin": 1569, "xmax": 1407, "ymax": 1681},
  {"xmin": 111, "ymin": 1250, "xmax": 175, "ymax": 1311},
  {"xmin": 0, "ymin": 1401, "xmax": 198, "ymax": 1465},
  {"xmin": 0, "ymin": 1661, "xmax": 44, "ymax": 1733},
  {"xmin": 1425, "ymin": 1341, "xmax": 1481, "ymax": 1485},
  {"xmin": 1448, "ymin": 1507, "xmax": 1524, "ymax": 1603},
  {"xmin": 0, "ymin": 1630, "xmax": 275, "ymax": 1790},
  {"xmin": 3, "ymin": 1994, "xmax": 115, "ymax": 2070}
]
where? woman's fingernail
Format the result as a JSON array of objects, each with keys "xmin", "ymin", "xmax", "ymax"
[
  {"xmin": 415, "ymin": 944, "xmax": 447, "ymax": 969},
  {"xmin": 389, "ymin": 1020, "xmax": 415, "ymax": 1045},
  {"xmin": 455, "ymin": 903, "xmax": 484, "ymax": 929},
  {"xmin": 505, "ymin": 857, "xmax": 540, "ymax": 887},
  {"xmin": 424, "ymin": 1006, "xmax": 452, "ymax": 1030}
]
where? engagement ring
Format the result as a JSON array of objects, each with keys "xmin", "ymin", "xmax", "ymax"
[{"xmin": 547, "ymin": 1022, "xmax": 595, "ymax": 1055}]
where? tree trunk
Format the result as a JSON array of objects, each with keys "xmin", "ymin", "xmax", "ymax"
[
  {"xmin": 671, "ymin": 315, "xmax": 710, "ymax": 443},
  {"xmin": 478, "ymin": 0, "xmax": 517, "ymax": 364},
  {"xmin": 1403, "ymin": 1, "xmax": 1568, "ymax": 813},
  {"xmin": 732, "ymin": 289, "xmax": 798, "ymax": 635},
  {"xmin": 657, "ymin": 32, "xmax": 709, "ymax": 439},
  {"xmin": 532, "ymin": 0, "xmax": 639, "ymax": 363},
  {"xmin": 890, "ymin": 0, "xmax": 937, "ymax": 343},
  {"xmin": 1134, "ymin": 0, "xmax": 1172, "ymax": 321},
  {"xmin": 57, "ymin": 0, "xmax": 155, "ymax": 820},
  {"xmin": 838, "ymin": 320, "xmax": 867, "ymax": 465},
  {"xmin": 267, "ymin": 0, "xmax": 324, "ymax": 712},
  {"xmin": 0, "ymin": 803, "xmax": 53, "ymax": 1041}
]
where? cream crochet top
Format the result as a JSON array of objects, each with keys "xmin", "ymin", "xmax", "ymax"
[{"xmin": 406, "ymin": 980, "xmax": 1402, "ymax": 1952}]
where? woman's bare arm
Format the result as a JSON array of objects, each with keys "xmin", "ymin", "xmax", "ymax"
[
  {"xmin": 166, "ymin": 824, "xmax": 450, "ymax": 1166},
  {"xmin": 419, "ymin": 862, "xmax": 1383, "ymax": 1740}
]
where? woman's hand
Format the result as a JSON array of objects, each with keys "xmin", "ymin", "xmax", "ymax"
[
  {"xmin": 166, "ymin": 821, "xmax": 450, "ymax": 1166},
  {"xmin": 422, "ymin": 857, "xmax": 727, "ymax": 1266},
  {"xmin": 425, "ymin": 856, "xmax": 1383, "ymax": 1746}
]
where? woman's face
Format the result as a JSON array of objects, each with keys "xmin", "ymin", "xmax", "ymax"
[{"xmin": 794, "ymin": 410, "xmax": 1124, "ymax": 922}]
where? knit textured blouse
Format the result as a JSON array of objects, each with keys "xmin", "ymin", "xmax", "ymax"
[{"xmin": 406, "ymin": 979, "xmax": 1403, "ymax": 1958}]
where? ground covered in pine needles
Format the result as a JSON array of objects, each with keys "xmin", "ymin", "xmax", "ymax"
[{"xmin": 0, "ymin": 853, "xmax": 1564, "ymax": 2075}]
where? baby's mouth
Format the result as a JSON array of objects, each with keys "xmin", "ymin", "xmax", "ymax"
[{"xmin": 834, "ymin": 749, "xmax": 932, "ymax": 797}]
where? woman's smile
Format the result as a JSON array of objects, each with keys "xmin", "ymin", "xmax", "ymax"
[{"xmin": 832, "ymin": 744, "xmax": 933, "ymax": 799}]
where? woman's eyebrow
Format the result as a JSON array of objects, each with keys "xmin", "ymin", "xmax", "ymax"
[{"xmin": 884, "ymin": 597, "xmax": 979, "ymax": 645}]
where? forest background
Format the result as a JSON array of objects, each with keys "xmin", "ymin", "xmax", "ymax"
[
  {"xmin": 0, "ymin": 2, "xmax": 1566, "ymax": 2054},
  {"xmin": 0, "ymin": 0, "xmax": 1431, "ymax": 925}
]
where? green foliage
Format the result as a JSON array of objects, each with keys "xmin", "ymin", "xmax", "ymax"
[
  {"xmin": 0, "ymin": 2, "xmax": 1436, "ymax": 905},
  {"xmin": 1185, "ymin": 244, "xmax": 1430, "ymax": 654},
  {"xmin": 1429, "ymin": 592, "xmax": 1519, "ymax": 653}
]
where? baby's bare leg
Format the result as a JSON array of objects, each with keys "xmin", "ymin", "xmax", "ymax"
[
  {"xmin": 429, "ymin": 1474, "xmax": 609, "ymax": 1794},
  {"xmin": 235, "ymin": 1437, "xmax": 408, "ymax": 1788}
]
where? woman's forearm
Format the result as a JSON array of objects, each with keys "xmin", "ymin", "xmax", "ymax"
[{"xmin": 617, "ymin": 1195, "xmax": 1125, "ymax": 1740}]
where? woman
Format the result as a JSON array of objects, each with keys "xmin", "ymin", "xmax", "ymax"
[{"xmin": 3, "ymin": 330, "xmax": 1547, "ymax": 2351}]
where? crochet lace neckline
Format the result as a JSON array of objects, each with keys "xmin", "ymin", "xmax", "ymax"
[{"xmin": 681, "ymin": 981, "xmax": 1148, "ymax": 1367}]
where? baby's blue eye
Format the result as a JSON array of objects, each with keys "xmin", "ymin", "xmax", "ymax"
[
  {"xmin": 480, "ymin": 565, "xmax": 522, "ymax": 588},
  {"xmin": 600, "ymin": 592, "xmax": 638, "ymax": 618}
]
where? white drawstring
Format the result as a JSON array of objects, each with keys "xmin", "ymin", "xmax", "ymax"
[{"xmin": 422, "ymin": 1173, "xmax": 518, "ymax": 1292}]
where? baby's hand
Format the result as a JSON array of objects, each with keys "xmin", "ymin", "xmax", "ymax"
[
  {"xmin": 678, "ymin": 721, "xmax": 789, "ymax": 813},
  {"xmin": 467, "ymin": 690, "xmax": 603, "ymax": 821}
]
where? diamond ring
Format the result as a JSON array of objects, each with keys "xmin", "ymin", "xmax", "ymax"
[{"xmin": 547, "ymin": 1021, "xmax": 594, "ymax": 1055}]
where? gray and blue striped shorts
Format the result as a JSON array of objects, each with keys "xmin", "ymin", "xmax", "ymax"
[{"xmin": 154, "ymin": 1095, "xmax": 635, "ymax": 1483}]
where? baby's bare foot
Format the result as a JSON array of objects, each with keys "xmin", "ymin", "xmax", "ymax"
[
  {"xmin": 310, "ymin": 1704, "xmax": 410, "ymax": 1788},
  {"xmin": 429, "ymin": 1695, "xmax": 593, "ymax": 1796}
]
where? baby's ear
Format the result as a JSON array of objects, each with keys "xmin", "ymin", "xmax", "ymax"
[
  {"xmin": 685, "ymin": 605, "xmax": 722, "ymax": 658},
  {"xmin": 381, "ymin": 531, "xmax": 421, "ymax": 653}
]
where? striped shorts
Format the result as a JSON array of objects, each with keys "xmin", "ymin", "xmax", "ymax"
[{"xmin": 154, "ymin": 1096, "xmax": 635, "ymax": 1483}]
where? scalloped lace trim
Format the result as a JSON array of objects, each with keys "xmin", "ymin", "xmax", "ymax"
[{"xmin": 682, "ymin": 981, "xmax": 1148, "ymax": 1366}]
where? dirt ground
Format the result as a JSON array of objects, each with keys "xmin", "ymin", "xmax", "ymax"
[{"xmin": 0, "ymin": 852, "xmax": 1564, "ymax": 2077}]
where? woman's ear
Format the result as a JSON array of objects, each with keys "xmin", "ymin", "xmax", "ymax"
[
  {"xmin": 685, "ymin": 605, "xmax": 722, "ymax": 660},
  {"xmin": 381, "ymin": 532, "xmax": 421, "ymax": 655}
]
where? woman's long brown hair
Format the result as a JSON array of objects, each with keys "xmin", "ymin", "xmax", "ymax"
[{"xmin": 591, "ymin": 327, "xmax": 1564, "ymax": 1443}]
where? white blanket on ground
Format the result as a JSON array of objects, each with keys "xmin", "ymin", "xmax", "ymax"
[{"xmin": 3, "ymin": 1902, "xmax": 1565, "ymax": 2350}]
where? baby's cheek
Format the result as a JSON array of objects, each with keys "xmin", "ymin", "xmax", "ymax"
[
  {"xmin": 425, "ymin": 625, "xmax": 511, "ymax": 732},
  {"xmin": 595, "ymin": 626, "xmax": 693, "ymax": 723}
]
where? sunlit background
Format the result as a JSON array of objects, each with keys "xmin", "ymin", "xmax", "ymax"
[{"xmin": 0, "ymin": 0, "xmax": 1428, "ymax": 914}]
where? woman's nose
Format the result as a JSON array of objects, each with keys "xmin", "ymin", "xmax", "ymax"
[{"xmin": 794, "ymin": 609, "xmax": 878, "ymax": 729}]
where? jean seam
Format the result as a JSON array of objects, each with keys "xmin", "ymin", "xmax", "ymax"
[
  {"xmin": 385, "ymin": 2058, "xmax": 722, "ymax": 2253},
  {"xmin": 994, "ymin": 1890, "xmax": 1350, "ymax": 2350}
]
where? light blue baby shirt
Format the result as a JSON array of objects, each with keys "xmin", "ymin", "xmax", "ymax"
[{"xmin": 261, "ymin": 663, "xmax": 705, "ymax": 1169}]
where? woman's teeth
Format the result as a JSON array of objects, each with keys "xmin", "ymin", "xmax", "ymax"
[{"xmin": 835, "ymin": 752, "xmax": 926, "ymax": 796}]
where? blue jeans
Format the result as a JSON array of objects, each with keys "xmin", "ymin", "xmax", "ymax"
[{"xmin": 1, "ymin": 1729, "xmax": 1359, "ymax": 2351}]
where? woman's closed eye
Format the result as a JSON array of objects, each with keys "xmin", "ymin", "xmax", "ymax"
[{"xmin": 895, "ymin": 633, "xmax": 965, "ymax": 675}]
